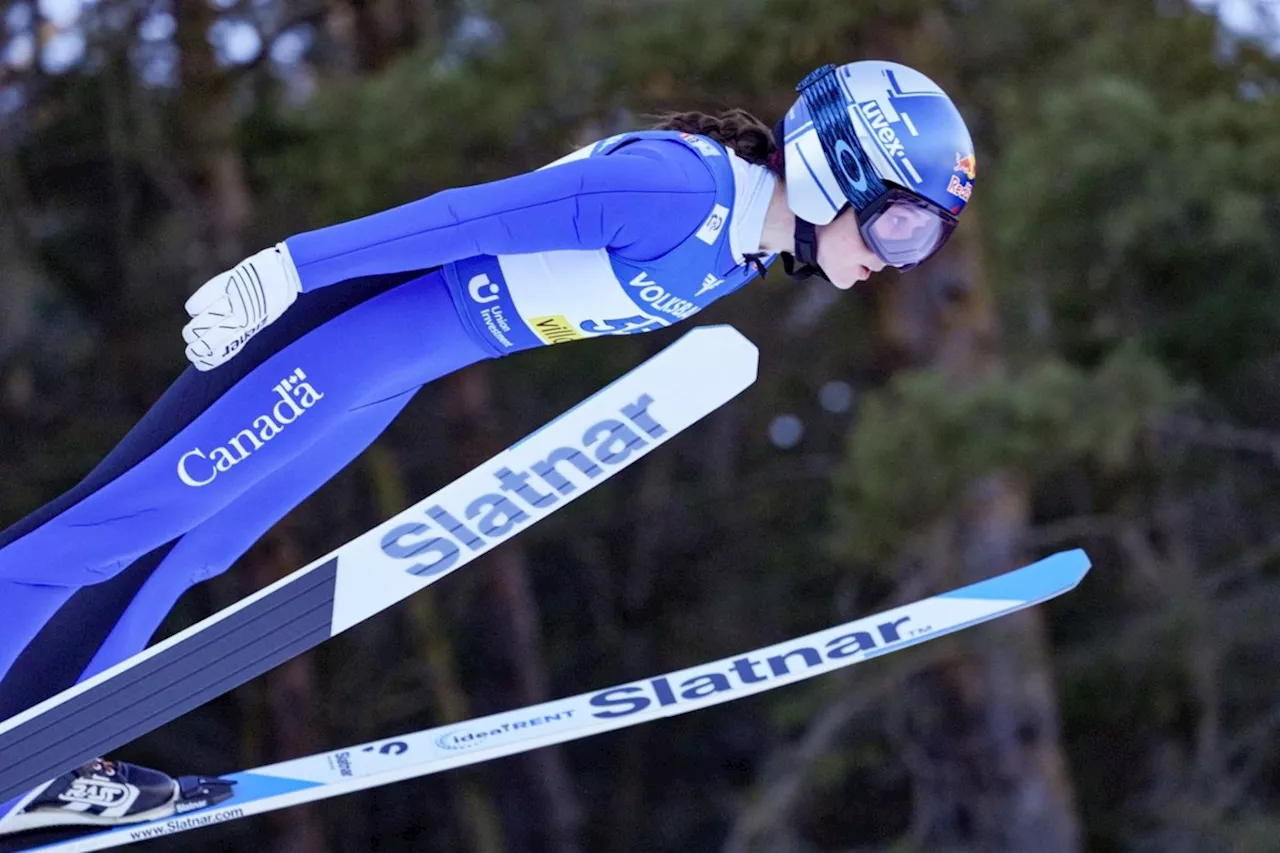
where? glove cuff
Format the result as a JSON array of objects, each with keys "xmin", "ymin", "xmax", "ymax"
[{"xmin": 274, "ymin": 241, "xmax": 304, "ymax": 299}]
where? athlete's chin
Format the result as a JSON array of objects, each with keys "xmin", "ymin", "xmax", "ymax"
[{"xmin": 829, "ymin": 266, "xmax": 870, "ymax": 290}]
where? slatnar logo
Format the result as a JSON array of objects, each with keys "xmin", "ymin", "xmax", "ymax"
[
  {"xmin": 380, "ymin": 394, "xmax": 668, "ymax": 577},
  {"xmin": 587, "ymin": 615, "xmax": 918, "ymax": 719}
]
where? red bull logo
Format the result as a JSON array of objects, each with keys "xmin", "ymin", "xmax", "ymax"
[
  {"xmin": 946, "ymin": 174, "xmax": 973, "ymax": 202},
  {"xmin": 954, "ymin": 152, "xmax": 977, "ymax": 181}
]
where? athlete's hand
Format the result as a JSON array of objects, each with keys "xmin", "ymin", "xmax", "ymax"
[{"xmin": 182, "ymin": 244, "xmax": 302, "ymax": 371}]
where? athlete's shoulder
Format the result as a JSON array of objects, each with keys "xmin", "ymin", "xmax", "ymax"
[
  {"xmin": 591, "ymin": 128, "xmax": 726, "ymax": 153},
  {"xmin": 522, "ymin": 135, "xmax": 717, "ymax": 207},
  {"xmin": 592, "ymin": 130, "xmax": 730, "ymax": 168},
  {"xmin": 544, "ymin": 130, "xmax": 725, "ymax": 180}
]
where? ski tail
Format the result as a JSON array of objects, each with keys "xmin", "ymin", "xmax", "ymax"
[
  {"xmin": 0, "ymin": 325, "xmax": 760, "ymax": 806},
  {"xmin": 9, "ymin": 549, "xmax": 1091, "ymax": 853}
]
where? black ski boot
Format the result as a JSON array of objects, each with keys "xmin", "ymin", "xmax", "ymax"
[{"xmin": 0, "ymin": 758, "xmax": 235, "ymax": 837}]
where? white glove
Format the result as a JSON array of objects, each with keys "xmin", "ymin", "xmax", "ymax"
[{"xmin": 182, "ymin": 243, "xmax": 303, "ymax": 371}]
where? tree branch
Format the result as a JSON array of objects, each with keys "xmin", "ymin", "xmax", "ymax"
[
  {"xmin": 721, "ymin": 645, "xmax": 951, "ymax": 853},
  {"xmin": 1153, "ymin": 414, "xmax": 1280, "ymax": 467}
]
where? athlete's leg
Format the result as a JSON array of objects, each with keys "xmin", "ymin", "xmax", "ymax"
[
  {"xmin": 0, "ymin": 270, "xmax": 480, "ymax": 587},
  {"xmin": 0, "ymin": 270, "xmax": 488, "ymax": 692},
  {"xmin": 0, "ymin": 272, "xmax": 409, "ymax": 685},
  {"xmin": 0, "ymin": 586, "xmax": 76, "ymax": 687},
  {"xmin": 83, "ymin": 386, "xmax": 428, "ymax": 682},
  {"xmin": 0, "ymin": 387, "xmax": 417, "ymax": 718},
  {"xmin": 0, "ymin": 387, "xmax": 423, "ymax": 828},
  {"xmin": 0, "ymin": 278, "xmax": 402, "ymax": 682},
  {"xmin": 0, "ymin": 273, "xmax": 410, "ymax": 557},
  {"xmin": 0, "ymin": 270, "xmax": 489, "ymax": 830}
]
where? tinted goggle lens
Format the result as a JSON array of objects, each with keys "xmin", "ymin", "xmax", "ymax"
[{"xmin": 858, "ymin": 192, "xmax": 957, "ymax": 270}]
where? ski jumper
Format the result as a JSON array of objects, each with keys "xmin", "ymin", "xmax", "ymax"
[{"xmin": 0, "ymin": 132, "xmax": 775, "ymax": 724}]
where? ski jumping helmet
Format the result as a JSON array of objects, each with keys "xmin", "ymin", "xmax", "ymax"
[{"xmin": 776, "ymin": 61, "xmax": 976, "ymax": 279}]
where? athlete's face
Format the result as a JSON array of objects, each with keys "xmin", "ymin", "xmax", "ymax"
[{"xmin": 815, "ymin": 206, "xmax": 886, "ymax": 290}]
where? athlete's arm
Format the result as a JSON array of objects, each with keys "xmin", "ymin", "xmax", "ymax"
[
  {"xmin": 181, "ymin": 141, "xmax": 719, "ymax": 370},
  {"xmin": 285, "ymin": 140, "xmax": 718, "ymax": 291}
]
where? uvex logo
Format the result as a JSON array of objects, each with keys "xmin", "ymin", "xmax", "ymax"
[
  {"xmin": 856, "ymin": 100, "xmax": 924, "ymax": 185},
  {"xmin": 177, "ymin": 368, "xmax": 325, "ymax": 487}
]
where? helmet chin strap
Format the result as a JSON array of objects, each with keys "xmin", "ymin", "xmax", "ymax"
[
  {"xmin": 782, "ymin": 217, "xmax": 831, "ymax": 283},
  {"xmin": 771, "ymin": 116, "xmax": 831, "ymax": 283}
]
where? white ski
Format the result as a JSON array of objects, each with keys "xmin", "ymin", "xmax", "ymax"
[
  {"xmin": 7, "ymin": 549, "xmax": 1091, "ymax": 852},
  {"xmin": 0, "ymin": 325, "xmax": 760, "ymax": 806}
]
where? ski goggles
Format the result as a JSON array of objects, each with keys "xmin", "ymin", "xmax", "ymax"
[
  {"xmin": 852, "ymin": 186, "xmax": 957, "ymax": 270},
  {"xmin": 796, "ymin": 65, "xmax": 958, "ymax": 270}
]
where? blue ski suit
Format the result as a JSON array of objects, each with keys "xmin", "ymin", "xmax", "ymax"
[{"xmin": 0, "ymin": 131, "xmax": 775, "ymax": 725}]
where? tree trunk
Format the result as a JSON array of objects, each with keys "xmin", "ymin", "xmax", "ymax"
[
  {"xmin": 443, "ymin": 364, "xmax": 584, "ymax": 853},
  {"xmin": 171, "ymin": 4, "xmax": 330, "ymax": 849},
  {"xmin": 247, "ymin": 532, "xmax": 330, "ymax": 853},
  {"xmin": 174, "ymin": 0, "xmax": 251, "ymax": 270},
  {"xmin": 365, "ymin": 444, "xmax": 507, "ymax": 853},
  {"xmin": 871, "ymin": 221, "xmax": 1082, "ymax": 853},
  {"xmin": 0, "ymin": 149, "xmax": 39, "ymax": 366}
]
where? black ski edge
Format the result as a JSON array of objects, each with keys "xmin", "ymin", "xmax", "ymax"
[{"xmin": 0, "ymin": 558, "xmax": 340, "ymax": 803}]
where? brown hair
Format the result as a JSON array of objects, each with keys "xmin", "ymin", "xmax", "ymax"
[{"xmin": 651, "ymin": 109, "xmax": 782, "ymax": 173}]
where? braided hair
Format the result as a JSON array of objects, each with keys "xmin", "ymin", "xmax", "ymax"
[{"xmin": 650, "ymin": 109, "xmax": 782, "ymax": 174}]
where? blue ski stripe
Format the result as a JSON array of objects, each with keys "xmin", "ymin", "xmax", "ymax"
[
  {"xmin": 937, "ymin": 549, "xmax": 1090, "ymax": 602},
  {"xmin": 220, "ymin": 772, "xmax": 323, "ymax": 804}
]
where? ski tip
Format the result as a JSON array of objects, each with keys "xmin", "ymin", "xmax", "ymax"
[
  {"xmin": 1052, "ymin": 548, "xmax": 1093, "ymax": 588},
  {"xmin": 678, "ymin": 324, "xmax": 760, "ymax": 383},
  {"xmin": 940, "ymin": 548, "xmax": 1092, "ymax": 604}
]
